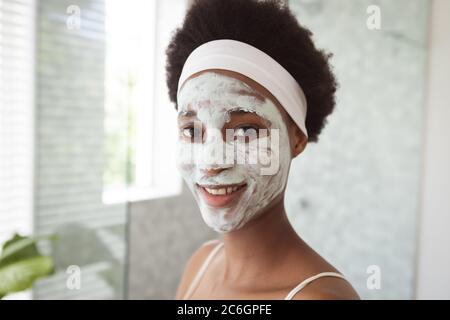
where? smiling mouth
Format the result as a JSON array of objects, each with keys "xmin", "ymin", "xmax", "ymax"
[{"xmin": 196, "ymin": 183, "xmax": 247, "ymax": 208}]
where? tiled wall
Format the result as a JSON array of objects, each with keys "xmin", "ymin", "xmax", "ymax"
[
  {"xmin": 127, "ymin": 187, "xmax": 216, "ymax": 299},
  {"xmin": 286, "ymin": 0, "xmax": 429, "ymax": 299}
]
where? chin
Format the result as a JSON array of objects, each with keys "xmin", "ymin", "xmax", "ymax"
[{"xmin": 201, "ymin": 205, "xmax": 260, "ymax": 233}]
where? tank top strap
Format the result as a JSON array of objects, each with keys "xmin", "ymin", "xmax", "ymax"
[
  {"xmin": 182, "ymin": 240, "xmax": 224, "ymax": 299},
  {"xmin": 284, "ymin": 272, "xmax": 347, "ymax": 300}
]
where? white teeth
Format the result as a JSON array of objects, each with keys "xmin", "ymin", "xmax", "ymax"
[{"xmin": 203, "ymin": 186, "xmax": 242, "ymax": 195}]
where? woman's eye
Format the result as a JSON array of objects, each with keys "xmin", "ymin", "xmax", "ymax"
[
  {"xmin": 181, "ymin": 126, "xmax": 201, "ymax": 142},
  {"xmin": 182, "ymin": 127, "xmax": 194, "ymax": 138}
]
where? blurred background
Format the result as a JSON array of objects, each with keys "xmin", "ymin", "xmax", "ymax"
[{"xmin": 0, "ymin": 0, "xmax": 449, "ymax": 300}]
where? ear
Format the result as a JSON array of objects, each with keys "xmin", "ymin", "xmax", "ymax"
[{"xmin": 290, "ymin": 125, "xmax": 307, "ymax": 158}]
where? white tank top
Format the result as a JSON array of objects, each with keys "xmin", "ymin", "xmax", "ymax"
[{"xmin": 182, "ymin": 240, "xmax": 347, "ymax": 300}]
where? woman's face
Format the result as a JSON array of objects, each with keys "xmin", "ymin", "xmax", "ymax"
[{"xmin": 176, "ymin": 69, "xmax": 299, "ymax": 233}]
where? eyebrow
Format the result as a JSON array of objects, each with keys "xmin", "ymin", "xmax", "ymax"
[
  {"xmin": 226, "ymin": 108, "xmax": 257, "ymax": 117},
  {"xmin": 226, "ymin": 108, "xmax": 272, "ymax": 127},
  {"xmin": 178, "ymin": 110, "xmax": 197, "ymax": 117},
  {"xmin": 231, "ymin": 89, "xmax": 266, "ymax": 102}
]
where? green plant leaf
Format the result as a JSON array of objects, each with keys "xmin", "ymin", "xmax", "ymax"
[
  {"xmin": 0, "ymin": 233, "xmax": 57, "ymax": 299},
  {"xmin": 0, "ymin": 256, "xmax": 54, "ymax": 297},
  {"xmin": 0, "ymin": 234, "xmax": 39, "ymax": 267},
  {"xmin": 0, "ymin": 233, "xmax": 58, "ymax": 268}
]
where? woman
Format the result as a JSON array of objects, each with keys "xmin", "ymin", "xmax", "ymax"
[{"xmin": 165, "ymin": 0, "xmax": 359, "ymax": 300}]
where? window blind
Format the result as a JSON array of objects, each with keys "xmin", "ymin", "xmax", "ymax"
[
  {"xmin": 33, "ymin": 0, "xmax": 126, "ymax": 300},
  {"xmin": 0, "ymin": 0, "xmax": 35, "ymax": 247}
]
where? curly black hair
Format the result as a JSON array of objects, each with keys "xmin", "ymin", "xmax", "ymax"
[{"xmin": 165, "ymin": 0, "xmax": 337, "ymax": 142}]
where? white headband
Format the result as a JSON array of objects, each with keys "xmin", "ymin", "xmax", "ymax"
[{"xmin": 177, "ymin": 39, "xmax": 308, "ymax": 137}]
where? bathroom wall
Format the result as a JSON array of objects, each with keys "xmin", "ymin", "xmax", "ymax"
[
  {"xmin": 286, "ymin": 0, "xmax": 429, "ymax": 299},
  {"xmin": 416, "ymin": 0, "xmax": 450, "ymax": 299},
  {"xmin": 127, "ymin": 186, "xmax": 215, "ymax": 299}
]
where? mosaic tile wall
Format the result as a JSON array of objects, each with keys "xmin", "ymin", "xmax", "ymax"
[{"xmin": 286, "ymin": 0, "xmax": 429, "ymax": 299}]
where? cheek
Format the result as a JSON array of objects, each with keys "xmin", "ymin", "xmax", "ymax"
[
  {"xmin": 176, "ymin": 142, "xmax": 197, "ymax": 177},
  {"xmin": 178, "ymin": 162, "xmax": 194, "ymax": 174},
  {"xmin": 177, "ymin": 164, "xmax": 196, "ymax": 187},
  {"xmin": 251, "ymin": 130, "xmax": 291, "ymax": 189}
]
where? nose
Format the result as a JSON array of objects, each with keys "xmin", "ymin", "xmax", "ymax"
[{"xmin": 201, "ymin": 167, "xmax": 228, "ymax": 177}]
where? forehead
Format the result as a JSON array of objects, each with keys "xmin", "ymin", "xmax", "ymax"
[
  {"xmin": 178, "ymin": 71, "xmax": 256, "ymax": 105},
  {"xmin": 177, "ymin": 70, "xmax": 292, "ymax": 127},
  {"xmin": 178, "ymin": 70, "xmax": 279, "ymax": 108}
]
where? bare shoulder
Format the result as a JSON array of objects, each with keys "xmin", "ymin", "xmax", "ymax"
[
  {"xmin": 291, "ymin": 276, "xmax": 360, "ymax": 300},
  {"xmin": 286, "ymin": 241, "xmax": 360, "ymax": 300},
  {"xmin": 175, "ymin": 239, "xmax": 221, "ymax": 299}
]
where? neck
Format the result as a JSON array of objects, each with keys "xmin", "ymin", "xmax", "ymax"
[{"xmin": 220, "ymin": 196, "xmax": 303, "ymax": 282}]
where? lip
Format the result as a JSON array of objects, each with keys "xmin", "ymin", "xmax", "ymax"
[{"xmin": 196, "ymin": 183, "xmax": 247, "ymax": 208}]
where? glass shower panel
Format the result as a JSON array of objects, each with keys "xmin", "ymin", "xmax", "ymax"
[{"xmin": 33, "ymin": 0, "xmax": 127, "ymax": 299}]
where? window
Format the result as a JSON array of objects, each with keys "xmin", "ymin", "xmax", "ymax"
[
  {"xmin": 102, "ymin": 0, "xmax": 185, "ymax": 204},
  {"xmin": 0, "ymin": 0, "xmax": 35, "ymax": 247},
  {"xmin": 0, "ymin": 0, "xmax": 36, "ymax": 300}
]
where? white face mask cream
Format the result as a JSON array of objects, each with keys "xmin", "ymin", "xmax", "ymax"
[{"xmin": 177, "ymin": 71, "xmax": 292, "ymax": 233}]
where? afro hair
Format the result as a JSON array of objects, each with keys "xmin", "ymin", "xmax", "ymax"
[{"xmin": 165, "ymin": 0, "xmax": 337, "ymax": 142}]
